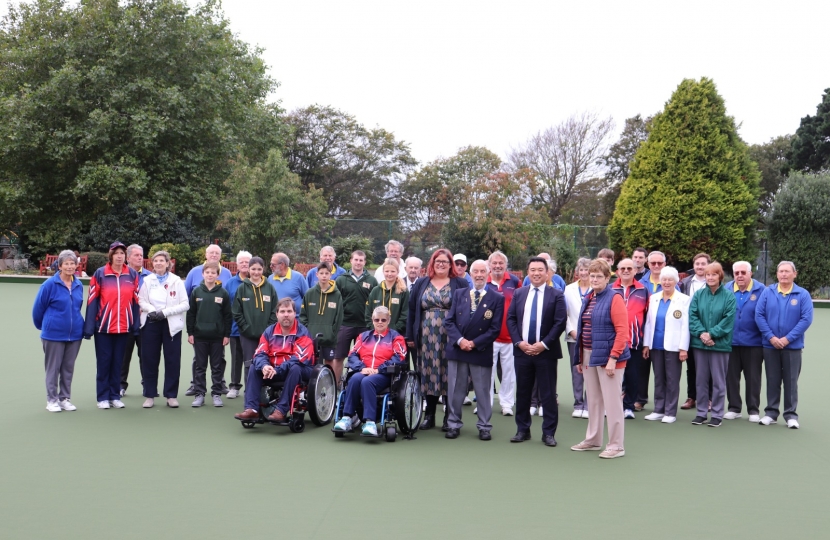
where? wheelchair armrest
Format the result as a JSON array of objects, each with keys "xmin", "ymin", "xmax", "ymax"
[{"xmin": 381, "ymin": 364, "xmax": 402, "ymax": 375}]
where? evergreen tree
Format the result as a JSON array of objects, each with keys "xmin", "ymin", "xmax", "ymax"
[{"xmin": 787, "ymin": 88, "xmax": 830, "ymax": 173}]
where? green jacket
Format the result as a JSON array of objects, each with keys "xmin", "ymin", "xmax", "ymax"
[
  {"xmin": 187, "ymin": 282, "xmax": 232, "ymax": 341},
  {"xmin": 364, "ymin": 281, "xmax": 409, "ymax": 335},
  {"xmin": 689, "ymin": 284, "xmax": 737, "ymax": 352},
  {"xmin": 335, "ymin": 271, "xmax": 377, "ymax": 328},
  {"xmin": 300, "ymin": 281, "xmax": 343, "ymax": 348},
  {"xmin": 232, "ymin": 278, "xmax": 278, "ymax": 340}
]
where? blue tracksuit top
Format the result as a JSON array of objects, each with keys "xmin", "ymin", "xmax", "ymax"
[
  {"xmin": 724, "ymin": 279, "xmax": 765, "ymax": 347},
  {"xmin": 754, "ymin": 283, "xmax": 813, "ymax": 350}
]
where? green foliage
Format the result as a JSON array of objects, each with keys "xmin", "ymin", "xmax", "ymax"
[
  {"xmin": 81, "ymin": 251, "xmax": 108, "ymax": 273},
  {"xmin": 787, "ymin": 88, "xmax": 830, "ymax": 173},
  {"xmin": 81, "ymin": 204, "xmax": 202, "ymax": 253},
  {"xmin": 273, "ymin": 235, "xmax": 322, "ymax": 266},
  {"xmin": 749, "ymin": 135, "xmax": 794, "ymax": 218},
  {"xmin": 768, "ymin": 172, "xmax": 830, "ymax": 293},
  {"xmin": 0, "ymin": 0, "xmax": 284, "ymax": 258},
  {"xmin": 608, "ymin": 78, "xmax": 760, "ymax": 268},
  {"xmin": 218, "ymin": 150, "xmax": 330, "ymax": 259},
  {"xmin": 330, "ymin": 235, "xmax": 375, "ymax": 267}
]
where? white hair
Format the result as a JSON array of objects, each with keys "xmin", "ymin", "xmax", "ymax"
[
  {"xmin": 57, "ymin": 249, "xmax": 78, "ymax": 267},
  {"xmin": 385, "ymin": 240, "xmax": 404, "ymax": 252},
  {"xmin": 320, "ymin": 246, "xmax": 335, "ymax": 255},
  {"xmin": 405, "ymin": 256, "xmax": 422, "ymax": 267},
  {"xmin": 372, "ymin": 305, "xmax": 391, "ymax": 319},
  {"xmin": 488, "ymin": 250, "xmax": 508, "ymax": 266},
  {"xmin": 470, "ymin": 260, "xmax": 489, "ymax": 272},
  {"xmin": 660, "ymin": 266, "xmax": 679, "ymax": 282},
  {"xmin": 732, "ymin": 261, "xmax": 752, "ymax": 273},
  {"xmin": 648, "ymin": 250, "xmax": 666, "ymax": 262},
  {"xmin": 547, "ymin": 259, "xmax": 558, "ymax": 273},
  {"xmin": 777, "ymin": 260, "xmax": 797, "ymax": 272},
  {"xmin": 236, "ymin": 250, "xmax": 253, "ymax": 263},
  {"xmin": 126, "ymin": 244, "xmax": 143, "ymax": 258}
]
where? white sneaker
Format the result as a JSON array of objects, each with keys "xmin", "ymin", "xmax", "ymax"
[
  {"xmin": 46, "ymin": 401, "xmax": 61, "ymax": 412},
  {"xmin": 661, "ymin": 416, "xmax": 677, "ymax": 423},
  {"xmin": 581, "ymin": 410, "xmax": 589, "ymax": 419},
  {"xmin": 227, "ymin": 389, "xmax": 239, "ymax": 399},
  {"xmin": 529, "ymin": 406, "xmax": 538, "ymax": 416},
  {"xmin": 644, "ymin": 412, "xmax": 665, "ymax": 421},
  {"xmin": 463, "ymin": 396, "xmax": 473, "ymax": 405},
  {"xmin": 502, "ymin": 408, "xmax": 513, "ymax": 416},
  {"xmin": 748, "ymin": 414, "xmax": 760, "ymax": 423},
  {"xmin": 438, "ymin": 395, "xmax": 443, "ymax": 404},
  {"xmin": 119, "ymin": 388, "xmax": 126, "ymax": 397},
  {"xmin": 759, "ymin": 416, "xmax": 776, "ymax": 425},
  {"xmin": 110, "ymin": 399, "xmax": 126, "ymax": 409},
  {"xmin": 537, "ymin": 406, "xmax": 543, "ymax": 416},
  {"xmin": 59, "ymin": 399, "xmax": 76, "ymax": 411},
  {"xmin": 723, "ymin": 411, "xmax": 742, "ymax": 420},
  {"xmin": 473, "ymin": 407, "xmax": 478, "ymax": 414},
  {"xmin": 97, "ymin": 400, "xmax": 111, "ymax": 409},
  {"xmin": 624, "ymin": 409, "xmax": 635, "ymax": 419},
  {"xmin": 787, "ymin": 419, "xmax": 800, "ymax": 429},
  {"xmin": 422, "ymin": 400, "xmax": 427, "ymax": 412},
  {"xmin": 572, "ymin": 409, "xmax": 582, "ymax": 418}
]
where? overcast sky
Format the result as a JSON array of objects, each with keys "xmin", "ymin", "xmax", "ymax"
[{"xmin": 4, "ymin": 0, "xmax": 828, "ymax": 163}]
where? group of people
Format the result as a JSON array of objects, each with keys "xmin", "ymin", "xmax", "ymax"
[{"xmin": 33, "ymin": 240, "xmax": 814, "ymax": 458}]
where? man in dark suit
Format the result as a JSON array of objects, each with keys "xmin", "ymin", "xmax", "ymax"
[
  {"xmin": 507, "ymin": 256, "xmax": 567, "ymax": 447},
  {"xmin": 445, "ymin": 260, "xmax": 505, "ymax": 441}
]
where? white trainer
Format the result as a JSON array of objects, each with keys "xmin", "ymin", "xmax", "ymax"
[
  {"xmin": 226, "ymin": 389, "xmax": 239, "ymax": 399},
  {"xmin": 644, "ymin": 412, "xmax": 665, "ymax": 421},
  {"xmin": 661, "ymin": 416, "xmax": 677, "ymax": 423},
  {"xmin": 97, "ymin": 400, "xmax": 111, "ymax": 409},
  {"xmin": 537, "ymin": 406, "xmax": 543, "ymax": 416},
  {"xmin": 143, "ymin": 398, "xmax": 154, "ymax": 408},
  {"xmin": 759, "ymin": 416, "xmax": 776, "ymax": 425},
  {"xmin": 582, "ymin": 410, "xmax": 590, "ymax": 419},
  {"xmin": 502, "ymin": 408, "xmax": 513, "ymax": 416},
  {"xmin": 529, "ymin": 406, "xmax": 538, "ymax": 416},
  {"xmin": 46, "ymin": 401, "xmax": 61, "ymax": 413},
  {"xmin": 748, "ymin": 414, "xmax": 760, "ymax": 423},
  {"xmin": 572, "ymin": 409, "xmax": 582, "ymax": 418},
  {"xmin": 59, "ymin": 399, "xmax": 77, "ymax": 411},
  {"xmin": 723, "ymin": 411, "xmax": 742, "ymax": 420},
  {"xmin": 624, "ymin": 409, "xmax": 635, "ymax": 419},
  {"xmin": 110, "ymin": 399, "xmax": 126, "ymax": 409},
  {"xmin": 463, "ymin": 396, "xmax": 473, "ymax": 405},
  {"xmin": 787, "ymin": 419, "xmax": 800, "ymax": 429}
]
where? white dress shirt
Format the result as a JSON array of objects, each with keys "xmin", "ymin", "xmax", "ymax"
[
  {"xmin": 688, "ymin": 275, "xmax": 706, "ymax": 297},
  {"xmin": 521, "ymin": 283, "xmax": 547, "ymax": 347}
]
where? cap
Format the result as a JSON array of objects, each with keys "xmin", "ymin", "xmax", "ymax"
[
  {"xmin": 453, "ymin": 253, "xmax": 467, "ymax": 263},
  {"xmin": 109, "ymin": 241, "xmax": 127, "ymax": 252}
]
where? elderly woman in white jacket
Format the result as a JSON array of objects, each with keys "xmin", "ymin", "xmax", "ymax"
[
  {"xmin": 138, "ymin": 250, "xmax": 190, "ymax": 408},
  {"xmin": 564, "ymin": 257, "xmax": 592, "ymax": 418},
  {"xmin": 642, "ymin": 266, "xmax": 690, "ymax": 424}
]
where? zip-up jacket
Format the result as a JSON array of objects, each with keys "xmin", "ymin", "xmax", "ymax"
[
  {"xmin": 306, "ymin": 263, "xmax": 346, "ymax": 287},
  {"xmin": 300, "ymin": 281, "xmax": 343, "ymax": 348},
  {"xmin": 33, "ymin": 273, "xmax": 85, "ymax": 342},
  {"xmin": 689, "ymin": 284, "xmax": 736, "ymax": 352},
  {"xmin": 755, "ymin": 283, "xmax": 813, "ymax": 350},
  {"xmin": 611, "ymin": 278, "xmax": 649, "ymax": 349},
  {"xmin": 224, "ymin": 274, "xmax": 244, "ymax": 337},
  {"xmin": 232, "ymin": 278, "xmax": 278, "ymax": 340},
  {"xmin": 364, "ymin": 281, "xmax": 409, "ymax": 334},
  {"xmin": 347, "ymin": 328, "xmax": 407, "ymax": 371},
  {"xmin": 336, "ymin": 271, "xmax": 377, "ymax": 328},
  {"xmin": 252, "ymin": 319, "xmax": 315, "ymax": 374},
  {"xmin": 187, "ymin": 282, "xmax": 232, "ymax": 341},
  {"xmin": 724, "ymin": 279, "xmax": 765, "ymax": 347},
  {"xmin": 138, "ymin": 272, "xmax": 189, "ymax": 336},
  {"xmin": 84, "ymin": 263, "xmax": 140, "ymax": 337},
  {"xmin": 486, "ymin": 273, "xmax": 522, "ymax": 343},
  {"xmin": 574, "ymin": 286, "xmax": 631, "ymax": 367}
]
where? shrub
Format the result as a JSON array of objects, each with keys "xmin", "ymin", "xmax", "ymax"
[
  {"xmin": 331, "ymin": 235, "xmax": 374, "ymax": 267},
  {"xmin": 82, "ymin": 252, "xmax": 109, "ymax": 273}
]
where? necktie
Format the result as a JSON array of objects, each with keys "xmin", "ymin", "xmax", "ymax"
[
  {"xmin": 473, "ymin": 289, "xmax": 481, "ymax": 312},
  {"xmin": 528, "ymin": 288, "xmax": 539, "ymax": 344}
]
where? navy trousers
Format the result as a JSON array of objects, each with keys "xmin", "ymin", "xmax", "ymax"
[
  {"xmin": 244, "ymin": 363, "xmax": 312, "ymax": 414},
  {"xmin": 94, "ymin": 333, "xmax": 130, "ymax": 402},
  {"xmin": 515, "ymin": 356, "xmax": 559, "ymax": 436},
  {"xmin": 140, "ymin": 319, "xmax": 182, "ymax": 398},
  {"xmin": 622, "ymin": 347, "xmax": 644, "ymax": 411},
  {"xmin": 343, "ymin": 372, "xmax": 393, "ymax": 422}
]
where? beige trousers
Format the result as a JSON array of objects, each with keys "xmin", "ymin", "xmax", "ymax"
[{"xmin": 582, "ymin": 348, "xmax": 625, "ymax": 451}]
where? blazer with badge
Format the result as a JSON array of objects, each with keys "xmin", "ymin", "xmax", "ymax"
[
  {"xmin": 506, "ymin": 285, "xmax": 567, "ymax": 361},
  {"xmin": 445, "ymin": 288, "xmax": 504, "ymax": 367}
]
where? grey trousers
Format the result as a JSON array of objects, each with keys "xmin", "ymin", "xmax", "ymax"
[
  {"xmin": 43, "ymin": 339, "xmax": 82, "ymax": 402},
  {"xmin": 764, "ymin": 348, "xmax": 802, "ymax": 421},
  {"xmin": 694, "ymin": 349, "xmax": 729, "ymax": 419},
  {"xmin": 727, "ymin": 346, "xmax": 764, "ymax": 415},
  {"xmin": 567, "ymin": 342, "xmax": 586, "ymax": 410},
  {"xmin": 447, "ymin": 360, "xmax": 492, "ymax": 432},
  {"xmin": 651, "ymin": 349, "xmax": 682, "ymax": 416}
]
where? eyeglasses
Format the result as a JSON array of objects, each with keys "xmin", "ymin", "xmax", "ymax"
[
  {"xmin": 454, "ymin": 261, "xmax": 467, "ymax": 267},
  {"xmin": 434, "ymin": 260, "xmax": 450, "ymax": 266},
  {"xmin": 618, "ymin": 267, "xmax": 634, "ymax": 271},
  {"xmin": 734, "ymin": 271, "xmax": 748, "ymax": 275},
  {"xmin": 649, "ymin": 261, "xmax": 665, "ymax": 267},
  {"xmin": 372, "ymin": 318, "xmax": 388, "ymax": 323}
]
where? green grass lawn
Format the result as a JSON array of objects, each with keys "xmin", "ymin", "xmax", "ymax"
[{"xmin": 2, "ymin": 282, "xmax": 828, "ymax": 539}]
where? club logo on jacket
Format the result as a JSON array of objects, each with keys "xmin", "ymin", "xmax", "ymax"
[
  {"xmin": 791, "ymin": 299, "xmax": 798, "ymax": 305},
  {"xmin": 673, "ymin": 310, "xmax": 682, "ymax": 319},
  {"xmin": 750, "ymin": 294, "xmax": 756, "ymax": 301},
  {"xmin": 214, "ymin": 297, "xmax": 223, "ymax": 304},
  {"xmin": 484, "ymin": 309, "xmax": 493, "ymax": 319},
  {"xmin": 263, "ymin": 295, "xmax": 271, "ymax": 302}
]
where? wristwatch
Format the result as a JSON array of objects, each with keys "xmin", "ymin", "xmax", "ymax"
[{"xmin": 609, "ymin": 355, "xmax": 619, "ymax": 360}]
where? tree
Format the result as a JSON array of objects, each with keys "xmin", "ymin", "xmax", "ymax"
[
  {"xmin": 218, "ymin": 150, "xmax": 330, "ymax": 259},
  {"xmin": 81, "ymin": 204, "xmax": 203, "ymax": 252},
  {"xmin": 507, "ymin": 112, "xmax": 615, "ymax": 222},
  {"xmin": 0, "ymin": 0, "xmax": 284, "ymax": 257},
  {"xmin": 608, "ymin": 78, "xmax": 760, "ymax": 267},
  {"xmin": 748, "ymin": 135, "xmax": 794, "ymax": 217},
  {"xmin": 283, "ymin": 105, "xmax": 417, "ymax": 219},
  {"xmin": 787, "ymin": 88, "xmax": 830, "ymax": 173},
  {"xmin": 768, "ymin": 171, "xmax": 830, "ymax": 294}
]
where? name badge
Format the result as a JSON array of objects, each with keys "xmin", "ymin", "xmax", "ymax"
[
  {"xmin": 362, "ymin": 282, "xmax": 371, "ymax": 289},
  {"xmin": 215, "ymin": 297, "xmax": 223, "ymax": 304},
  {"xmin": 263, "ymin": 295, "xmax": 271, "ymax": 302},
  {"xmin": 391, "ymin": 298, "xmax": 399, "ymax": 305},
  {"xmin": 673, "ymin": 310, "xmax": 682, "ymax": 319},
  {"xmin": 196, "ymin": 298, "xmax": 202, "ymax": 302},
  {"xmin": 328, "ymin": 302, "xmax": 337, "ymax": 309}
]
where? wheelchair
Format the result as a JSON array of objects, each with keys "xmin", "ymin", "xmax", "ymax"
[
  {"xmin": 238, "ymin": 335, "xmax": 337, "ymax": 433},
  {"xmin": 332, "ymin": 364, "xmax": 423, "ymax": 442}
]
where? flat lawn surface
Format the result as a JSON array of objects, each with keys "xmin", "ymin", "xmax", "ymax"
[{"xmin": 2, "ymin": 282, "xmax": 828, "ymax": 539}]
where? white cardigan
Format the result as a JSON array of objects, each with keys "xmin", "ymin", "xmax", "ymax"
[
  {"xmin": 564, "ymin": 281, "xmax": 589, "ymax": 343},
  {"xmin": 138, "ymin": 273, "xmax": 189, "ymax": 336},
  {"xmin": 643, "ymin": 290, "xmax": 690, "ymax": 352}
]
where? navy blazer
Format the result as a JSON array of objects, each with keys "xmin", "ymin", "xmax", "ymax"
[
  {"xmin": 406, "ymin": 276, "xmax": 470, "ymax": 350},
  {"xmin": 507, "ymin": 284, "xmax": 567, "ymax": 361},
  {"xmin": 444, "ymin": 288, "xmax": 505, "ymax": 367}
]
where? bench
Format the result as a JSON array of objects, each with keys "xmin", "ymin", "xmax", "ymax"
[{"xmin": 39, "ymin": 254, "xmax": 88, "ymax": 276}]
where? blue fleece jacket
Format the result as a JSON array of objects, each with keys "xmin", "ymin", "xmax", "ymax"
[
  {"xmin": 32, "ymin": 274, "xmax": 85, "ymax": 341},
  {"xmin": 724, "ymin": 279, "xmax": 765, "ymax": 347},
  {"xmin": 755, "ymin": 283, "xmax": 813, "ymax": 350}
]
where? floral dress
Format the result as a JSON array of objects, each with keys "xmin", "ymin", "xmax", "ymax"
[{"xmin": 419, "ymin": 282, "xmax": 452, "ymax": 396}]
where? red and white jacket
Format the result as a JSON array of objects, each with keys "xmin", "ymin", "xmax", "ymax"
[{"xmin": 84, "ymin": 263, "xmax": 140, "ymax": 336}]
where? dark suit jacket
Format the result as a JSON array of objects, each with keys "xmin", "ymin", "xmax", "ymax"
[
  {"xmin": 406, "ymin": 276, "xmax": 470, "ymax": 350},
  {"xmin": 444, "ymin": 288, "xmax": 504, "ymax": 367},
  {"xmin": 507, "ymin": 284, "xmax": 567, "ymax": 361}
]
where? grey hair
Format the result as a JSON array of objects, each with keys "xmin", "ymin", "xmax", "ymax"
[
  {"xmin": 205, "ymin": 244, "xmax": 221, "ymax": 253},
  {"xmin": 320, "ymin": 245, "xmax": 335, "ymax": 255},
  {"xmin": 126, "ymin": 244, "xmax": 143, "ymax": 258},
  {"xmin": 385, "ymin": 240, "xmax": 404, "ymax": 252},
  {"xmin": 372, "ymin": 305, "xmax": 391, "ymax": 320},
  {"xmin": 660, "ymin": 266, "xmax": 679, "ymax": 282},
  {"xmin": 777, "ymin": 260, "xmax": 797, "ymax": 273},
  {"xmin": 151, "ymin": 250, "xmax": 171, "ymax": 263},
  {"xmin": 648, "ymin": 250, "xmax": 667, "ymax": 262},
  {"xmin": 488, "ymin": 250, "xmax": 508, "ymax": 266},
  {"xmin": 470, "ymin": 259, "xmax": 489, "ymax": 272},
  {"xmin": 576, "ymin": 257, "xmax": 592, "ymax": 270},
  {"xmin": 272, "ymin": 252, "xmax": 289, "ymax": 266},
  {"xmin": 57, "ymin": 250, "xmax": 78, "ymax": 268},
  {"xmin": 405, "ymin": 256, "xmax": 422, "ymax": 267},
  {"xmin": 236, "ymin": 250, "xmax": 253, "ymax": 263},
  {"xmin": 547, "ymin": 259, "xmax": 558, "ymax": 273},
  {"xmin": 732, "ymin": 261, "xmax": 752, "ymax": 273}
]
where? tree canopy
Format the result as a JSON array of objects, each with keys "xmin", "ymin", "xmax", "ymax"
[
  {"xmin": 748, "ymin": 135, "xmax": 794, "ymax": 218},
  {"xmin": 787, "ymin": 88, "xmax": 830, "ymax": 173},
  {"xmin": 608, "ymin": 78, "xmax": 760, "ymax": 267}
]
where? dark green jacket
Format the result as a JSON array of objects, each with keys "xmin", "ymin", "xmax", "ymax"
[
  {"xmin": 364, "ymin": 281, "xmax": 409, "ymax": 335},
  {"xmin": 187, "ymin": 282, "xmax": 232, "ymax": 341},
  {"xmin": 689, "ymin": 284, "xmax": 737, "ymax": 352},
  {"xmin": 300, "ymin": 281, "xmax": 343, "ymax": 348},
  {"xmin": 335, "ymin": 271, "xmax": 377, "ymax": 328},
  {"xmin": 232, "ymin": 278, "xmax": 278, "ymax": 340}
]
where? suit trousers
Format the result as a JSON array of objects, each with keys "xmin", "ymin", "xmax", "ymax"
[
  {"xmin": 764, "ymin": 348, "xmax": 802, "ymax": 421},
  {"xmin": 515, "ymin": 355, "xmax": 559, "ymax": 436},
  {"xmin": 228, "ymin": 336, "xmax": 245, "ymax": 390},
  {"xmin": 140, "ymin": 319, "xmax": 182, "ymax": 398},
  {"xmin": 582, "ymin": 348, "xmax": 625, "ymax": 451},
  {"xmin": 43, "ymin": 339, "xmax": 81, "ymax": 402},
  {"xmin": 726, "ymin": 346, "xmax": 764, "ymax": 415},
  {"xmin": 120, "ymin": 333, "xmax": 142, "ymax": 391},
  {"xmin": 490, "ymin": 341, "xmax": 515, "ymax": 409},
  {"xmin": 622, "ymin": 346, "xmax": 643, "ymax": 411},
  {"xmin": 651, "ymin": 349, "xmax": 681, "ymax": 416},
  {"xmin": 449, "ymin": 360, "xmax": 492, "ymax": 432},
  {"xmin": 693, "ymin": 349, "xmax": 729, "ymax": 419}
]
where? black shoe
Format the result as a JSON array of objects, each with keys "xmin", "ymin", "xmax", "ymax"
[
  {"xmin": 441, "ymin": 415, "xmax": 449, "ymax": 432},
  {"xmin": 420, "ymin": 414, "xmax": 435, "ymax": 430},
  {"xmin": 691, "ymin": 416, "xmax": 707, "ymax": 425},
  {"xmin": 542, "ymin": 434, "xmax": 557, "ymax": 447},
  {"xmin": 445, "ymin": 428, "xmax": 460, "ymax": 439},
  {"xmin": 510, "ymin": 431, "xmax": 531, "ymax": 443},
  {"xmin": 708, "ymin": 418, "xmax": 722, "ymax": 427},
  {"xmin": 479, "ymin": 430, "xmax": 492, "ymax": 441},
  {"xmin": 184, "ymin": 385, "xmax": 196, "ymax": 397}
]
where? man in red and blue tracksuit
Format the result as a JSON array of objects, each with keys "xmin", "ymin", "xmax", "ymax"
[{"xmin": 234, "ymin": 298, "xmax": 314, "ymax": 423}]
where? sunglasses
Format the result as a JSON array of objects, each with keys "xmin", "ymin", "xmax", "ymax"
[
  {"xmin": 372, "ymin": 318, "xmax": 388, "ymax": 323},
  {"xmin": 454, "ymin": 261, "xmax": 467, "ymax": 267},
  {"xmin": 734, "ymin": 271, "xmax": 748, "ymax": 275},
  {"xmin": 649, "ymin": 261, "xmax": 665, "ymax": 267},
  {"xmin": 618, "ymin": 267, "xmax": 634, "ymax": 271}
]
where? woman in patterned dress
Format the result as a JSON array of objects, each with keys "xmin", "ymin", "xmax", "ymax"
[{"xmin": 406, "ymin": 249, "xmax": 469, "ymax": 430}]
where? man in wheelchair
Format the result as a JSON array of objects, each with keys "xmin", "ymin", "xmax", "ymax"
[
  {"xmin": 234, "ymin": 298, "xmax": 315, "ymax": 423},
  {"xmin": 333, "ymin": 306, "xmax": 407, "ymax": 436}
]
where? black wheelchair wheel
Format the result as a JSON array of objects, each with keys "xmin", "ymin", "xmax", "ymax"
[
  {"xmin": 289, "ymin": 418, "xmax": 305, "ymax": 433},
  {"xmin": 385, "ymin": 426, "xmax": 397, "ymax": 442},
  {"xmin": 241, "ymin": 421, "xmax": 256, "ymax": 429},
  {"xmin": 308, "ymin": 364, "xmax": 337, "ymax": 426},
  {"xmin": 394, "ymin": 371, "xmax": 423, "ymax": 435}
]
